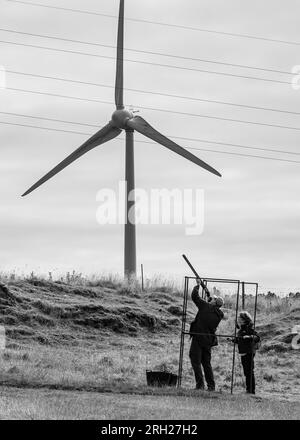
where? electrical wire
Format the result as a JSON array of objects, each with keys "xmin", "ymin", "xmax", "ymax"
[
  {"xmin": 1, "ymin": 119, "xmax": 299, "ymax": 164},
  {"xmin": 187, "ymin": 146, "xmax": 300, "ymax": 164},
  {"xmin": 6, "ymin": 0, "xmax": 300, "ymax": 47},
  {"xmin": 0, "ymin": 111, "xmax": 98, "ymax": 128},
  {"xmin": 0, "ymin": 28, "xmax": 294, "ymax": 76},
  {"xmin": 5, "ymin": 87, "xmax": 300, "ymax": 132},
  {"xmin": 0, "ymin": 40, "xmax": 292, "ymax": 86},
  {"xmin": 7, "ymin": 69, "xmax": 300, "ymax": 116},
  {"xmin": 0, "ymin": 119, "xmax": 87, "ymax": 136},
  {"xmin": 1, "ymin": 110, "xmax": 299, "ymax": 157}
]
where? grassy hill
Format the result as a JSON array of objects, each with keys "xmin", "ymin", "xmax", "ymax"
[{"xmin": 0, "ymin": 275, "xmax": 299, "ymax": 419}]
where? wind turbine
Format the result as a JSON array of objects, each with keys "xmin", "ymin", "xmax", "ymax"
[{"xmin": 22, "ymin": 0, "xmax": 222, "ymax": 277}]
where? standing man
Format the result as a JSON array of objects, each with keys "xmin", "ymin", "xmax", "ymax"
[{"xmin": 189, "ymin": 279, "xmax": 224, "ymax": 391}]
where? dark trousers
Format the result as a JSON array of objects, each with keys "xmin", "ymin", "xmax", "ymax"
[
  {"xmin": 189, "ymin": 337, "xmax": 215, "ymax": 390},
  {"xmin": 241, "ymin": 353, "xmax": 255, "ymax": 394}
]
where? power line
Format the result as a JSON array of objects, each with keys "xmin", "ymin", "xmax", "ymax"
[
  {"xmin": 187, "ymin": 146, "xmax": 300, "ymax": 164},
  {"xmin": 0, "ymin": 28, "xmax": 294, "ymax": 76},
  {"xmin": 0, "ymin": 40, "xmax": 291, "ymax": 86},
  {"xmin": 0, "ymin": 110, "xmax": 98, "ymax": 128},
  {"xmin": 1, "ymin": 110, "xmax": 299, "ymax": 157},
  {"xmin": 0, "ymin": 120, "xmax": 87, "ymax": 136},
  {"xmin": 8, "ymin": 70, "xmax": 300, "ymax": 117},
  {"xmin": 173, "ymin": 135, "xmax": 300, "ymax": 157},
  {"xmin": 7, "ymin": 86, "xmax": 112, "ymax": 105},
  {"xmin": 6, "ymin": 87, "xmax": 300, "ymax": 132},
  {"xmin": 1, "ymin": 119, "xmax": 300, "ymax": 164},
  {"xmin": 143, "ymin": 105, "xmax": 300, "ymax": 132},
  {"xmin": 6, "ymin": 0, "xmax": 300, "ymax": 47}
]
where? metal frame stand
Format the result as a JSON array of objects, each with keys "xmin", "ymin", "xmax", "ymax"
[{"xmin": 177, "ymin": 276, "xmax": 258, "ymax": 394}]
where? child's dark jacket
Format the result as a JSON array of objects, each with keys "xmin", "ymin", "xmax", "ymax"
[{"xmin": 234, "ymin": 323, "xmax": 260, "ymax": 354}]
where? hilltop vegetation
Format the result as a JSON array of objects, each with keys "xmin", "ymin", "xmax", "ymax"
[
  {"xmin": 0, "ymin": 274, "xmax": 299, "ymax": 407},
  {"xmin": 0, "ymin": 275, "xmax": 182, "ymax": 344}
]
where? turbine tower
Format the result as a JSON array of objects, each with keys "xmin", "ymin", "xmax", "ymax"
[{"xmin": 22, "ymin": 0, "xmax": 222, "ymax": 278}]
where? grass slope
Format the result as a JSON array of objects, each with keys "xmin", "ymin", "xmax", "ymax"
[{"xmin": 0, "ymin": 277, "xmax": 299, "ymax": 419}]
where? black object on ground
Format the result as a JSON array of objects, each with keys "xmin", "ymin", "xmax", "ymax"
[{"xmin": 146, "ymin": 371, "xmax": 178, "ymax": 387}]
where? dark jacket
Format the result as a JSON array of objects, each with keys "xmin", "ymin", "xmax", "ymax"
[
  {"xmin": 189, "ymin": 285, "xmax": 224, "ymax": 347},
  {"xmin": 233, "ymin": 323, "xmax": 260, "ymax": 354}
]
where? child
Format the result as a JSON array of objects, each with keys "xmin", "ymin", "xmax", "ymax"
[{"xmin": 232, "ymin": 311, "xmax": 260, "ymax": 394}]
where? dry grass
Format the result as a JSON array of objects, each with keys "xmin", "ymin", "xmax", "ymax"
[
  {"xmin": 0, "ymin": 274, "xmax": 299, "ymax": 419},
  {"xmin": 0, "ymin": 386, "xmax": 299, "ymax": 420}
]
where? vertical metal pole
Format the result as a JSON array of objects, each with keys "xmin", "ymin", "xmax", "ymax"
[
  {"xmin": 253, "ymin": 284, "xmax": 258, "ymax": 328},
  {"xmin": 231, "ymin": 281, "xmax": 240, "ymax": 394},
  {"xmin": 178, "ymin": 277, "xmax": 188, "ymax": 388},
  {"xmin": 182, "ymin": 278, "xmax": 189, "ymax": 384},
  {"xmin": 124, "ymin": 129, "xmax": 136, "ymax": 278},
  {"xmin": 179, "ymin": 278, "xmax": 188, "ymax": 386},
  {"xmin": 177, "ymin": 278, "xmax": 185, "ymax": 387},
  {"xmin": 141, "ymin": 264, "xmax": 144, "ymax": 291},
  {"xmin": 241, "ymin": 281, "xmax": 245, "ymax": 309},
  {"xmin": 249, "ymin": 283, "xmax": 259, "ymax": 394}
]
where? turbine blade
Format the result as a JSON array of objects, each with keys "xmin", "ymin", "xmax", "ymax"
[
  {"xmin": 127, "ymin": 116, "xmax": 222, "ymax": 177},
  {"xmin": 22, "ymin": 123, "xmax": 121, "ymax": 196},
  {"xmin": 115, "ymin": 0, "xmax": 124, "ymax": 109}
]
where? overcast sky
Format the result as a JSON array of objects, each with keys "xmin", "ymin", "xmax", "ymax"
[{"xmin": 1, "ymin": 0, "xmax": 299, "ymax": 293}]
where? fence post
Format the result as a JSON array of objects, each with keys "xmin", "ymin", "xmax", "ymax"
[
  {"xmin": 231, "ymin": 281, "xmax": 240, "ymax": 394},
  {"xmin": 141, "ymin": 264, "xmax": 144, "ymax": 291},
  {"xmin": 241, "ymin": 281, "xmax": 245, "ymax": 309}
]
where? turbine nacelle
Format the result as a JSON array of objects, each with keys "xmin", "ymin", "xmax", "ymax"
[{"xmin": 111, "ymin": 108, "xmax": 134, "ymax": 129}]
